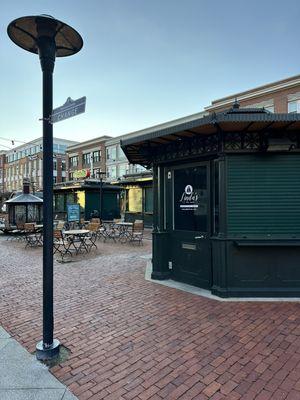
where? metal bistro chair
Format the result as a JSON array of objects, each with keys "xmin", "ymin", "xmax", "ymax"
[
  {"xmin": 53, "ymin": 229, "xmax": 72, "ymax": 259},
  {"xmin": 55, "ymin": 220, "xmax": 66, "ymax": 230},
  {"xmin": 24, "ymin": 223, "xmax": 43, "ymax": 248},
  {"xmin": 7, "ymin": 222, "xmax": 25, "ymax": 241},
  {"xmin": 91, "ymin": 218, "xmax": 101, "ymax": 224},
  {"xmin": 129, "ymin": 220, "xmax": 144, "ymax": 245},
  {"xmin": 102, "ymin": 221, "xmax": 119, "ymax": 242},
  {"xmin": 84, "ymin": 222, "xmax": 99, "ymax": 251}
]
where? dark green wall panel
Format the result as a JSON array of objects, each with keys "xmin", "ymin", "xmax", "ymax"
[{"xmin": 227, "ymin": 154, "xmax": 300, "ymax": 237}]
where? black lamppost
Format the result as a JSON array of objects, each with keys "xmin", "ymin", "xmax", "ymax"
[{"xmin": 7, "ymin": 15, "xmax": 83, "ymax": 360}]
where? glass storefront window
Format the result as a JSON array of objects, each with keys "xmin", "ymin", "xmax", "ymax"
[
  {"xmin": 66, "ymin": 193, "xmax": 76, "ymax": 205},
  {"xmin": 127, "ymin": 188, "xmax": 142, "ymax": 212}
]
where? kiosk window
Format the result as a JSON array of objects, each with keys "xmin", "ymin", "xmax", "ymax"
[{"xmin": 173, "ymin": 166, "xmax": 207, "ymax": 231}]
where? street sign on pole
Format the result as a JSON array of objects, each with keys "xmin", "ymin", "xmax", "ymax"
[{"xmin": 51, "ymin": 96, "xmax": 86, "ymax": 123}]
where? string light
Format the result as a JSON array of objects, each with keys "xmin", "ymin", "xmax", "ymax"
[{"xmin": 0, "ymin": 137, "xmax": 27, "ymax": 145}]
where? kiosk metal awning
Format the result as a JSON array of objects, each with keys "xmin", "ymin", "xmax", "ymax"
[{"xmin": 121, "ymin": 107, "xmax": 300, "ymax": 165}]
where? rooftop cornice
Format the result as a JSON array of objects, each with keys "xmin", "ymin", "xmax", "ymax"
[
  {"xmin": 206, "ymin": 74, "xmax": 300, "ymax": 111},
  {"xmin": 5, "ymin": 137, "xmax": 78, "ymax": 154}
]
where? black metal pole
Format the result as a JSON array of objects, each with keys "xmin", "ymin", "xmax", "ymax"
[
  {"xmin": 8, "ymin": 14, "xmax": 83, "ymax": 362},
  {"xmin": 36, "ymin": 35, "xmax": 60, "ymax": 359},
  {"xmin": 100, "ymin": 177, "xmax": 103, "ymax": 220}
]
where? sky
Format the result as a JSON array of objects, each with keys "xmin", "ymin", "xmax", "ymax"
[{"xmin": 1, "ymin": 0, "xmax": 300, "ymax": 149}]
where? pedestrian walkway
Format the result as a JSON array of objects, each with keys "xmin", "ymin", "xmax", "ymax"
[
  {"xmin": 2, "ymin": 235, "xmax": 300, "ymax": 399},
  {"xmin": 0, "ymin": 326, "xmax": 77, "ymax": 400}
]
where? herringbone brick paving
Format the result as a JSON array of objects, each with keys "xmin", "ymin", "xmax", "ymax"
[{"xmin": 1, "ymin": 233, "xmax": 300, "ymax": 399}]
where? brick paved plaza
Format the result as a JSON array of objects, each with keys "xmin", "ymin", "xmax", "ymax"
[{"xmin": 1, "ymin": 234, "xmax": 300, "ymax": 400}]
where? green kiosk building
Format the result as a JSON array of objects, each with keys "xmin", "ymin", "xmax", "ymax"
[{"xmin": 122, "ymin": 105, "xmax": 300, "ymax": 298}]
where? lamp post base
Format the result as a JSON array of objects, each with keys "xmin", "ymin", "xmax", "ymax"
[{"xmin": 36, "ymin": 339, "xmax": 60, "ymax": 361}]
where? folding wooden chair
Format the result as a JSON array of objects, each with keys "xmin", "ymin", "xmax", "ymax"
[
  {"xmin": 84, "ymin": 223, "xmax": 99, "ymax": 250},
  {"xmin": 129, "ymin": 220, "xmax": 144, "ymax": 245},
  {"xmin": 53, "ymin": 229, "xmax": 72, "ymax": 258},
  {"xmin": 24, "ymin": 223, "xmax": 43, "ymax": 248}
]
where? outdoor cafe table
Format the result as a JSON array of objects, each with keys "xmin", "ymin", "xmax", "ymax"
[
  {"xmin": 64, "ymin": 229, "xmax": 90, "ymax": 254},
  {"xmin": 115, "ymin": 222, "xmax": 133, "ymax": 242}
]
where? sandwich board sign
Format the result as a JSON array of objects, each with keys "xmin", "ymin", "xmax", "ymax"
[
  {"xmin": 67, "ymin": 204, "xmax": 80, "ymax": 222},
  {"xmin": 51, "ymin": 96, "xmax": 86, "ymax": 123}
]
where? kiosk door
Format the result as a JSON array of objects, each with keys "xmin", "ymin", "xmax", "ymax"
[{"xmin": 167, "ymin": 163, "xmax": 211, "ymax": 289}]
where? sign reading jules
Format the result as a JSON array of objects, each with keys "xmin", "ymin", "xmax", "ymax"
[{"xmin": 179, "ymin": 184, "xmax": 199, "ymax": 210}]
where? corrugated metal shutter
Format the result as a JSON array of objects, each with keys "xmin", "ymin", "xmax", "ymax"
[{"xmin": 227, "ymin": 154, "xmax": 300, "ymax": 236}]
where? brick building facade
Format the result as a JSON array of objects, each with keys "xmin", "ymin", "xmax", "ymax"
[
  {"xmin": 3, "ymin": 137, "xmax": 77, "ymax": 193},
  {"xmin": 66, "ymin": 136, "xmax": 111, "ymax": 181},
  {"xmin": 205, "ymin": 74, "xmax": 300, "ymax": 113}
]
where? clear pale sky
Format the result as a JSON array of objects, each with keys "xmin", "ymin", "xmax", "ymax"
[{"xmin": 1, "ymin": 0, "xmax": 300, "ymax": 149}]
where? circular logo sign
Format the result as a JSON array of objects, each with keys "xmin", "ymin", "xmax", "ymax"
[{"xmin": 185, "ymin": 185, "xmax": 193, "ymax": 195}]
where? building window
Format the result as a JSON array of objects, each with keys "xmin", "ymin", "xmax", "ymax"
[
  {"xmin": 118, "ymin": 145, "xmax": 127, "ymax": 160},
  {"xmin": 288, "ymin": 100, "xmax": 299, "ymax": 113},
  {"xmin": 54, "ymin": 194, "xmax": 65, "ymax": 212},
  {"xmin": 53, "ymin": 159, "xmax": 57, "ymax": 170},
  {"xmin": 58, "ymin": 144, "xmax": 67, "ymax": 153},
  {"xmin": 69, "ymin": 156, "xmax": 78, "ymax": 167},
  {"xmin": 264, "ymin": 105, "xmax": 274, "ymax": 113},
  {"xmin": 92, "ymin": 150, "xmax": 100, "ymax": 163},
  {"xmin": 93, "ymin": 168, "xmax": 102, "ymax": 178},
  {"xmin": 118, "ymin": 163, "xmax": 128, "ymax": 178},
  {"xmin": 82, "ymin": 153, "xmax": 91, "ymax": 165},
  {"xmin": 62, "ymin": 161, "xmax": 66, "ymax": 171},
  {"xmin": 53, "ymin": 177, "xmax": 57, "ymax": 183},
  {"xmin": 69, "ymin": 172, "xmax": 74, "ymax": 181},
  {"xmin": 138, "ymin": 165, "xmax": 147, "ymax": 173},
  {"xmin": 106, "ymin": 165, "xmax": 117, "ymax": 179},
  {"xmin": 106, "ymin": 146, "xmax": 117, "ymax": 161}
]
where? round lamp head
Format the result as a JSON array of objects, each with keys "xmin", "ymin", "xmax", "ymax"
[{"xmin": 7, "ymin": 15, "xmax": 83, "ymax": 57}]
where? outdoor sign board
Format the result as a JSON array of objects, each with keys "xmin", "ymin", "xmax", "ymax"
[
  {"xmin": 73, "ymin": 169, "xmax": 89, "ymax": 179},
  {"xmin": 51, "ymin": 96, "xmax": 86, "ymax": 123},
  {"xmin": 67, "ymin": 204, "xmax": 80, "ymax": 222},
  {"xmin": 174, "ymin": 166, "xmax": 207, "ymax": 231}
]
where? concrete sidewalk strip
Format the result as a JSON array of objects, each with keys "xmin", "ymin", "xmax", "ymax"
[
  {"xmin": 0, "ymin": 389, "xmax": 67, "ymax": 400},
  {"xmin": 0, "ymin": 327, "xmax": 77, "ymax": 400},
  {"xmin": 0, "ymin": 327, "xmax": 10, "ymax": 339}
]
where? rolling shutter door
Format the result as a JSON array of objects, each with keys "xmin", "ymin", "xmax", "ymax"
[{"xmin": 227, "ymin": 154, "xmax": 300, "ymax": 236}]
